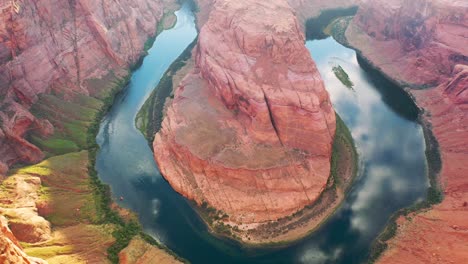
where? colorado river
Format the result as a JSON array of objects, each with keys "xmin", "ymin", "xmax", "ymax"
[{"xmin": 96, "ymin": 4, "xmax": 428, "ymax": 263}]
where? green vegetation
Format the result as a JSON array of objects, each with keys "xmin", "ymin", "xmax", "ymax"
[
  {"xmin": 331, "ymin": 113, "xmax": 358, "ymax": 186},
  {"xmin": 326, "ymin": 16, "xmax": 354, "ymax": 46},
  {"xmin": 305, "ymin": 7, "xmax": 358, "ymax": 40},
  {"xmin": 136, "ymin": 37, "xmax": 197, "ymax": 141},
  {"xmin": 6, "ymin": 4, "xmax": 194, "ymax": 263},
  {"xmin": 332, "ymin": 65, "xmax": 354, "ymax": 90},
  {"xmin": 30, "ymin": 136, "xmax": 79, "ymax": 155}
]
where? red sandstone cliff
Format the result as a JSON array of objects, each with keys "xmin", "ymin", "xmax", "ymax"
[
  {"xmin": 0, "ymin": 0, "xmax": 175, "ymax": 175},
  {"xmin": 345, "ymin": 0, "xmax": 468, "ymax": 263},
  {"xmin": 154, "ymin": 0, "xmax": 336, "ymax": 225},
  {"xmin": 347, "ymin": 0, "xmax": 467, "ymax": 87}
]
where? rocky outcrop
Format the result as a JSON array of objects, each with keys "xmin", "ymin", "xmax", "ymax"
[
  {"xmin": 154, "ymin": 0, "xmax": 335, "ymax": 225},
  {"xmin": 344, "ymin": 0, "xmax": 468, "ymax": 263},
  {"xmin": 347, "ymin": 0, "xmax": 467, "ymax": 87},
  {"xmin": 119, "ymin": 237, "xmax": 182, "ymax": 264},
  {"xmin": 0, "ymin": 174, "xmax": 51, "ymax": 243},
  {"xmin": 288, "ymin": 0, "xmax": 359, "ymax": 23},
  {"xmin": 0, "ymin": 0, "xmax": 176, "ymax": 175},
  {"xmin": 0, "ymin": 216, "xmax": 47, "ymax": 264}
]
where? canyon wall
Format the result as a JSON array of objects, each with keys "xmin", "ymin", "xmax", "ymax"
[
  {"xmin": 0, "ymin": 0, "xmax": 178, "ymax": 262},
  {"xmin": 345, "ymin": 0, "xmax": 468, "ymax": 263},
  {"xmin": 0, "ymin": 0, "xmax": 174, "ymax": 175},
  {"xmin": 347, "ymin": 0, "xmax": 467, "ymax": 87},
  {"xmin": 154, "ymin": 0, "xmax": 336, "ymax": 224}
]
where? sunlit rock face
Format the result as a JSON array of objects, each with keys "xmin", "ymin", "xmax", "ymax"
[
  {"xmin": 0, "ymin": 0, "xmax": 173, "ymax": 174},
  {"xmin": 345, "ymin": 0, "xmax": 468, "ymax": 263},
  {"xmin": 0, "ymin": 216, "xmax": 47, "ymax": 264},
  {"xmin": 154, "ymin": 0, "xmax": 336, "ymax": 224}
]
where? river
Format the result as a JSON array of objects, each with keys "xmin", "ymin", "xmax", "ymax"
[{"xmin": 96, "ymin": 4, "xmax": 428, "ymax": 264}]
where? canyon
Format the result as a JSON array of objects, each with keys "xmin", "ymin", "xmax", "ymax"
[
  {"xmin": 0, "ymin": 0, "xmax": 177, "ymax": 175},
  {"xmin": 0, "ymin": 0, "xmax": 466, "ymax": 262},
  {"xmin": 343, "ymin": 0, "xmax": 468, "ymax": 263},
  {"xmin": 0, "ymin": 0, "xmax": 181, "ymax": 263}
]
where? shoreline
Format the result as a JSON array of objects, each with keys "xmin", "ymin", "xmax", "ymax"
[
  {"xmin": 85, "ymin": 4, "xmax": 189, "ymax": 263},
  {"xmin": 196, "ymin": 113, "xmax": 359, "ymax": 248},
  {"xmin": 326, "ymin": 16, "xmax": 444, "ymax": 263},
  {"xmin": 138, "ymin": 6, "xmax": 359, "ymax": 247},
  {"xmin": 0, "ymin": 3, "xmax": 187, "ymax": 263}
]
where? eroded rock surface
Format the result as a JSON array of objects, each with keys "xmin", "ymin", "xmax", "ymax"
[
  {"xmin": 119, "ymin": 237, "xmax": 182, "ymax": 264},
  {"xmin": 154, "ymin": 0, "xmax": 336, "ymax": 225},
  {"xmin": 0, "ymin": 216, "xmax": 47, "ymax": 264},
  {"xmin": 344, "ymin": 0, "xmax": 468, "ymax": 263},
  {"xmin": 0, "ymin": 0, "xmax": 176, "ymax": 174},
  {"xmin": 347, "ymin": 0, "xmax": 467, "ymax": 87}
]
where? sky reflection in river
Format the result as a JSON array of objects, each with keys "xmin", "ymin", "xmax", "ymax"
[
  {"xmin": 95, "ymin": 4, "xmax": 429, "ymax": 263},
  {"xmin": 296, "ymin": 37, "xmax": 428, "ymax": 263}
]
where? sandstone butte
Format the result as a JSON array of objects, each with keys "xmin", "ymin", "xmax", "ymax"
[
  {"xmin": 0, "ymin": 0, "xmax": 182, "ymax": 263},
  {"xmin": 344, "ymin": 0, "xmax": 468, "ymax": 263},
  {"xmin": 154, "ymin": 0, "xmax": 338, "ymax": 236}
]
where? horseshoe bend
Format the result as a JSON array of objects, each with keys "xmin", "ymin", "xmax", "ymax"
[
  {"xmin": 152, "ymin": 0, "xmax": 359, "ymax": 244},
  {"xmin": 1, "ymin": 0, "xmax": 467, "ymax": 263}
]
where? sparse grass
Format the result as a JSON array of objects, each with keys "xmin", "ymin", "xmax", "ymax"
[
  {"xmin": 24, "ymin": 245, "xmax": 75, "ymax": 259},
  {"xmin": 331, "ymin": 113, "xmax": 358, "ymax": 186},
  {"xmin": 327, "ymin": 16, "xmax": 354, "ymax": 46},
  {"xmin": 30, "ymin": 136, "xmax": 79, "ymax": 155},
  {"xmin": 13, "ymin": 152, "xmax": 100, "ymax": 226}
]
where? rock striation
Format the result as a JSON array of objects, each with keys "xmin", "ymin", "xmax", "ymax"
[
  {"xmin": 0, "ymin": 0, "xmax": 175, "ymax": 175},
  {"xmin": 0, "ymin": 216, "xmax": 47, "ymax": 264},
  {"xmin": 154, "ymin": 0, "xmax": 336, "ymax": 225},
  {"xmin": 347, "ymin": 0, "xmax": 467, "ymax": 87},
  {"xmin": 344, "ymin": 0, "xmax": 468, "ymax": 263}
]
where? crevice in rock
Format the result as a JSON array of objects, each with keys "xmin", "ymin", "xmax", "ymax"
[{"xmin": 262, "ymin": 92, "xmax": 283, "ymax": 146}]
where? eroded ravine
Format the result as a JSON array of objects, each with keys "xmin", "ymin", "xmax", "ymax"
[{"xmin": 95, "ymin": 4, "xmax": 428, "ymax": 264}]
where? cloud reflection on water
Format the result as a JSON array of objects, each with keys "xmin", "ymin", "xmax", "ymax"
[{"xmin": 297, "ymin": 38, "xmax": 428, "ymax": 263}]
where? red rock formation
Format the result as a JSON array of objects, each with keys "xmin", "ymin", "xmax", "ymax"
[
  {"xmin": 0, "ymin": 174, "xmax": 51, "ymax": 243},
  {"xmin": 0, "ymin": 0, "xmax": 175, "ymax": 175},
  {"xmin": 154, "ymin": 0, "xmax": 335, "ymax": 224},
  {"xmin": 119, "ymin": 236, "xmax": 182, "ymax": 264},
  {"xmin": 0, "ymin": 216, "xmax": 47, "ymax": 264},
  {"xmin": 347, "ymin": 0, "xmax": 467, "ymax": 87},
  {"xmin": 345, "ymin": 0, "xmax": 468, "ymax": 263},
  {"xmin": 379, "ymin": 65, "xmax": 468, "ymax": 264}
]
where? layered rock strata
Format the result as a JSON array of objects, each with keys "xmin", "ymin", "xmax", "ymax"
[
  {"xmin": 154, "ymin": 0, "xmax": 336, "ymax": 226},
  {"xmin": 343, "ymin": 0, "xmax": 468, "ymax": 262},
  {"xmin": 0, "ymin": 0, "xmax": 176, "ymax": 174}
]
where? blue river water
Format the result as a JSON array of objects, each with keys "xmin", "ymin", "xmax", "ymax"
[{"xmin": 96, "ymin": 4, "xmax": 428, "ymax": 263}]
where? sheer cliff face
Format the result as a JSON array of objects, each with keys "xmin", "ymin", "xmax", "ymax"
[
  {"xmin": 0, "ymin": 0, "xmax": 171, "ymax": 175},
  {"xmin": 154, "ymin": 0, "xmax": 336, "ymax": 224},
  {"xmin": 348, "ymin": 0, "xmax": 467, "ymax": 87},
  {"xmin": 345, "ymin": 1, "xmax": 468, "ymax": 263}
]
